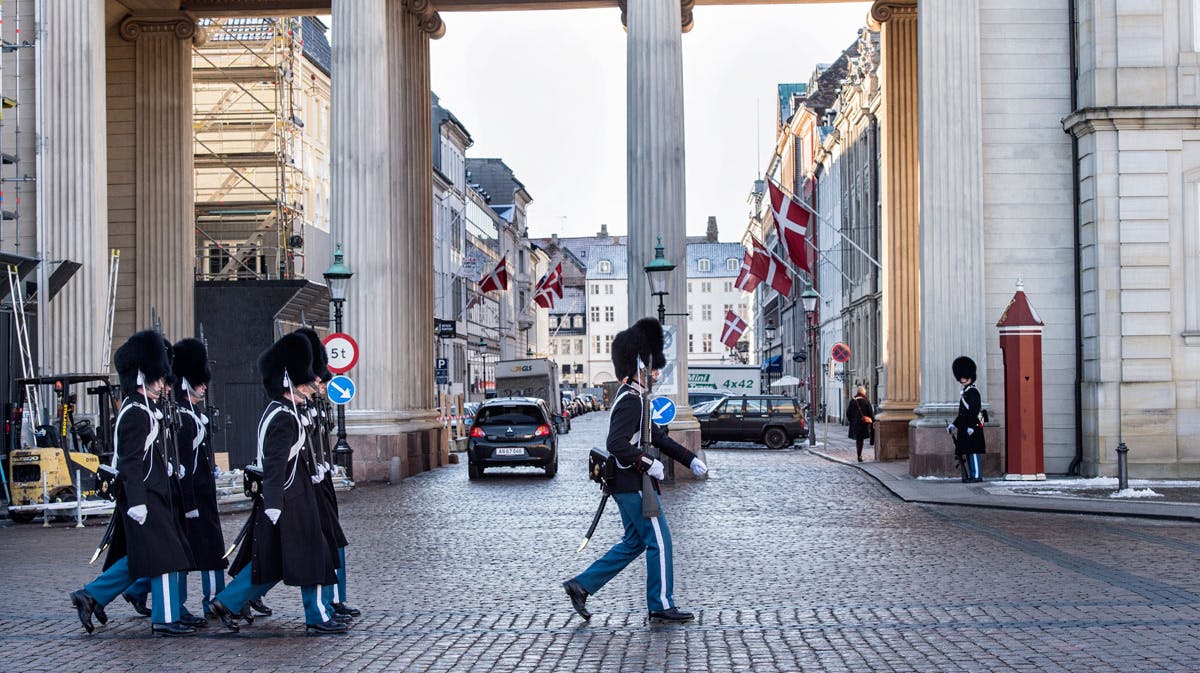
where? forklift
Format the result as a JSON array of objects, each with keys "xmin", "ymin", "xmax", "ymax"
[{"xmin": 5, "ymin": 374, "xmax": 119, "ymax": 523}]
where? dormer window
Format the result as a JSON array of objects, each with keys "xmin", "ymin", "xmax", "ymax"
[
  {"xmin": 598, "ymin": 260, "xmax": 612, "ymax": 273},
  {"xmin": 698, "ymin": 258, "xmax": 712, "ymax": 272},
  {"xmin": 726, "ymin": 258, "xmax": 739, "ymax": 271}
]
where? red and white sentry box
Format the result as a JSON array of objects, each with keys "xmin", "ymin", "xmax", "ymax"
[{"xmin": 323, "ymin": 332, "xmax": 359, "ymax": 374}]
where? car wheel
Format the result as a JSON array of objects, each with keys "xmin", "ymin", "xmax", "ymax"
[
  {"xmin": 468, "ymin": 460, "xmax": 483, "ymax": 480},
  {"xmin": 763, "ymin": 427, "xmax": 790, "ymax": 450},
  {"xmin": 8, "ymin": 511, "xmax": 35, "ymax": 524},
  {"xmin": 701, "ymin": 439, "xmax": 716, "ymax": 448},
  {"xmin": 544, "ymin": 455, "xmax": 558, "ymax": 478}
]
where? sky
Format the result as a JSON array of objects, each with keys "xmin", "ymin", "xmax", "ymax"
[{"xmin": 428, "ymin": 3, "xmax": 873, "ymax": 243}]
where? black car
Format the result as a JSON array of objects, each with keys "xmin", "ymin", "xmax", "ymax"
[
  {"xmin": 696, "ymin": 394, "xmax": 807, "ymax": 450},
  {"xmin": 467, "ymin": 397, "xmax": 562, "ymax": 479}
]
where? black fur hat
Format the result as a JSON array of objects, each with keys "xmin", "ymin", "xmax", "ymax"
[
  {"xmin": 162, "ymin": 336, "xmax": 177, "ymax": 386},
  {"xmin": 114, "ymin": 330, "xmax": 171, "ymax": 396},
  {"xmin": 257, "ymin": 333, "xmax": 317, "ymax": 399},
  {"xmin": 612, "ymin": 317, "xmax": 666, "ymax": 382},
  {"xmin": 172, "ymin": 338, "xmax": 211, "ymax": 390},
  {"xmin": 293, "ymin": 328, "xmax": 331, "ymax": 383},
  {"xmin": 952, "ymin": 356, "xmax": 977, "ymax": 382}
]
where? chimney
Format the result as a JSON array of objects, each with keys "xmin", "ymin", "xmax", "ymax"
[
  {"xmin": 551, "ymin": 233, "xmax": 559, "ymax": 246},
  {"xmin": 706, "ymin": 216, "xmax": 718, "ymax": 242},
  {"xmin": 598, "ymin": 223, "xmax": 608, "ymax": 238}
]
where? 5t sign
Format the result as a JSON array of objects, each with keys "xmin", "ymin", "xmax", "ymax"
[{"xmin": 323, "ymin": 333, "xmax": 359, "ymax": 374}]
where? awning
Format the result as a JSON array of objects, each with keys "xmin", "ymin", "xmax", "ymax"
[
  {"xmin": 761, "ymin": 354, "xmax": 783, "ymax": 373},
  {"xmin": 771, "ymin": 375, "xmax": 800, "ymax": 387}
]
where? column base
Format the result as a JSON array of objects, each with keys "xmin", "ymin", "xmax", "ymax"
[
  {"xmin": 909, "ymin": 418, "xmax": 1004, "ymax": 478},
  {"xmin": 875, "ymin": 407, "xmax": 916, "ymax": 460},
  {"xmin": 346, "ymin": 409, "xmax": 446, "ymax": 483}
]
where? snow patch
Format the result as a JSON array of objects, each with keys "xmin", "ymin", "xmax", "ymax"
[{"xmin": 1109, "ymin": 488, "xmax": 1162, "ymax": 499}]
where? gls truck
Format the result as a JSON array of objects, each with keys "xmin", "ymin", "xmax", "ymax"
[
  {"xmin": 493, "ymin": 358, "xmax": 568, "ymax": 432},
  {"xmin": 687, "ymin": 364, "xmax": 759, "ymax": 394}
]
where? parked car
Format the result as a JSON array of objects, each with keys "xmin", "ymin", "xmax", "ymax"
[
  {"xmin": 688, "ymin": 389, "xmax": 727, "ymax": 407},
  {"xmin": 467, "ymin": 397, "xmax": 562, "ymax": 479},
  {"xmin": 695, "ymin": 394, "xmax": 807, "ymax": 450},
  {"xmin": 691, "ymin": 397, "xmax": 726, "ymax": 416}
]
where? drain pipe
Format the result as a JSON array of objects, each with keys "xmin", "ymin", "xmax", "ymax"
[{"xmin": 1066, "ymin": 0, "xmax": 1085, "ymax": 476}]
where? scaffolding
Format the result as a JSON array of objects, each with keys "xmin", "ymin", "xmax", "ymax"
[{"xmin": 192, "ymin": 17, "xmax": 308, "ymax": 281}]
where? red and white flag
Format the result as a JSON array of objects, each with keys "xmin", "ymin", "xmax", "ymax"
[
  {"xmin": 478, "ymin": 255, "xmax": 509, "ymax": 293},
  {"xmin": 750, "ymin": 236, "xmax": 771, "ymax": 279},
  {"xmin": 765, "ymin": 248, "xmax": 793, "ymax": 297},
  {"xmin": 720, "ymin": 310, "xmax": 748, "ymax": 349},
  {"xmin": 767, "ymin": 179, "xmax": 812, "ymax": 274},
  {"xmin": 532, "ymin": 284, "xmax": 555, "ymax": 309},
  {"xmin": 733, "ymin": 250, "xmax": 762, "ymax": 293},
  {"xmin": 547, "ymin": 262, "xmax": 564, "ymax": 300}
]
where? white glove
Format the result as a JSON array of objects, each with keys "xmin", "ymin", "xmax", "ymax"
[
  {"xmin": 967, "ymin": 427, "xmax": 975, "ymax": 436},
  {"xmin": 127, "ymin": 504, "xmax": 148, "ymax": 525},
  {"xmin": 184, "ymin": 509, "xmax": 200, "ymax": 519},
  {"xmin": 311, "ymin": 468, "xmax": 324, "ymax": 484},
  {"xmin": 946, "ymin": 423, "xmax": 955, "ymax": 435},
  {"xmin": 265, "ymin": 508, "xmax": 281, "ymax": 525},
  {"xmin": 690, "ymin": 458, "xmax": 708, "ymax": 477},
  {"xmin": 166, "ymin": 461, "xmax": 176, "ymax": 477},
  {"xmin": 177, "ymin": 464, "xmax": 187, "ymax": 479},
  {"xmin": 647, "ymin": 459, "xmax": 665, "ymax": 481}
]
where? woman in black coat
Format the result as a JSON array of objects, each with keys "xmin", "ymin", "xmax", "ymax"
[
  {"xmin": 845, "ymin": 387, "xmax": 873, "ymax": 462},
  {"xmin": 948, "ymin": 356, "xmax": 986, "ymax": 482}
]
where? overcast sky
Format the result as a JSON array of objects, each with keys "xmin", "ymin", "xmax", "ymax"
[{"xmin": 428, "ymin": 3, "xmax": 872, "ymax": 243}]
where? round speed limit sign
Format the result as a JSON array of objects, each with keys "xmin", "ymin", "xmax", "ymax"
[{"xmin": 323, "ymin": 332, "xmax": 359, "ymax": 374}]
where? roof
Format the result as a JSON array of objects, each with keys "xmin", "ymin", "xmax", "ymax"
[
  {"xmin": 585, "ymin": 242, "xmax": 745, "ymax": 280},
  {"xmin": 586, "ymin": 244, "xmax": 628, "ymax": 280},
  {"xmin": 301, "ymin": 17, "xmax": 331, "ymax": 76},
  {"xmin": 777, "ymin": 83, "xmax": 807, "ymax": 125},
  {"xmin": 549, "ymin": 286, "xmax": 586, "ymax": 315},
  {"xmin": 466, "ymin": 158, "xmax": 532, "ymax": 209}
]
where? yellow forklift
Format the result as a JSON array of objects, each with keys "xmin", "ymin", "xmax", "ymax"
[{"xmin": 5, "ymin": 374, "xmax": 118, "ymax": 523}]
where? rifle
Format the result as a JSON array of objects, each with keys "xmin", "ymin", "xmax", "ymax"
[{"xmin": 638, "ymin": 358, "xmax": 660, "ymax": 519}]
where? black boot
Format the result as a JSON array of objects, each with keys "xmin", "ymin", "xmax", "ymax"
[
  {"xmin": 179, "ymin": 609, "xmax": 208, "ymax": 628},
  {"xmin": 248, "ymin": 597, "xmax": 273, "ymax": 616},
  {"xmin": 306, "ymin": 619, "xmax": 349, "ymax": 636},
  {"xmin": 123, "ymin": 592, "xmax": 152, "ymax": 617},
  {"xmin": 333, "ymin": 602, "xmax": 361, "ymax": 617},
  {"xmin": 207, "ymin": 598, "xmax": 240, "ymax": 632},
  {"xmin": 70, "ymin": 590, "xmax": 100, "ymax": 634},
  {"xmin": 151, "ymin": 622, "xmax": 197, "ymax": 637},
  {"xmin": 562, "ymin": 579, "xmax": 591, "ymax": 621},
  {"xmin": 648, "ymin": 607, "xmax": 695, "ymax": 622}
]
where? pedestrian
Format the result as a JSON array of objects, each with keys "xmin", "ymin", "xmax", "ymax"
[
  {"xmin": 948, "ymin": 356, "xmax": 986, "ymax": 483},
  {"xmin": 845, "ymin": 386, "xmax": 873, "ymax": 462},
  {"xmin": 209, "ymin": 333, "xmax": 345, "ymax": 635},
  {"xmin": 562, "ymin": 317, "xmax": 707, "ymax": 623},
  {"xmin": 70, "ymin": 330, "xmax": 197, "ymax": 636}
]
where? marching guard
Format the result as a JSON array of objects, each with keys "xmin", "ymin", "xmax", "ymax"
[
  {"xmin": 949, "ymin": 356, "xmax": 987, "ymax": 483},
  {"xmin": 70, "ymin": 330, "xmax": 197, "ymax": 636},
  {"xmin": 563, "ymin": 318, "xmax": 707, "ymax": 623},
  {"xmin": 294, "ymin": 328, "xmax": 359, "ymax": 619},
  {"xmin": 209, "ymin": 333, "xmax": 346, "ymax": 635}
]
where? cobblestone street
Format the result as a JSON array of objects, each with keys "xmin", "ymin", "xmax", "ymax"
[{"xmin": 3, "ymin": 410, "xmax": 1200, "ymax": 672}]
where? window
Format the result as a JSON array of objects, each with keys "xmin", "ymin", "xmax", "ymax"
[
  {"xmin": 687, "ymin": 282, "xmax": 693, "ymax": 294},
  {"xmin": 702, "ymin": 282, "xmax": 712, "ymax": 293},
  {"xmin": 573, "ymin": 316, "xmax": 583, "ymax": 328},
  {"xmin": 574, "ymin": 364, "xmax": 583, "ymax": 373},
  {"xmin": 591, "ymin": 306, "xmax": 601, "ymax": 322},
  {"xmin": 744, "ymin": 398, "xmax": 768, "ymax": 414},
  {"xmin": 698, "ymin": 258, "xmax": 712, "ymax": 272},
  {"xmin": 592, "ymin": 284, "xmax": 599, "ymax": 295},
  {"xmin": 726, "ymin": 258, "xmax": 739, "ymax": 271},
  {"xmin": 687, "ymin": 305, "xmax": 693, "ymax": 321},
  {"xmin": 702, "ymin": 334, "xmax": 713, "ymax": 353},
  {"xmin": 724, "ymin": 304, "xmax": 733, "ymax": 316},
  {"xmin": 575, "ymin": 338, "xmax": 583, "ymax": 354},
  {"xmin": 605, "ymin": 306, "xmax": 614, "ymax": 322},
  {"xmin": 605, "ymin": 284, "xmax": 613, "ymax": 295},
  {"xmin": 688, "ymin": 333, "xmax": 694, "ymax": 353},
  {"xmin": 724, "ymin": 282, "xmax": 733, "ymax": 293},
  {"xmin": 604, "ymin": 335, "xmax": 613, "ymax": 354},
  {"xmin": 702, "ymin": 305, "xmax": 712, "ymax": 321},
  {"xmin": 770, "ymin": 398, "xmax": 797, "ymax": 415},
  {"xmin": 598, "ymin": 260, "xmax": 612, "ymax": 274},
  {"xmin": 550, "ymin": 341, "xmax": 558, "ymax": 355},
  {"xmin": 562, "ymin": 364, "xmax": 570, "ymax": 376},
  {"xmin": 594, "ymin": 335, "xmax": 602, "ymax": 354}
]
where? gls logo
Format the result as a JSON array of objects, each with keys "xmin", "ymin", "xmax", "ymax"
[{"xmin": 510, "ymin": 365, "xmax": 533, "ymax": 372}]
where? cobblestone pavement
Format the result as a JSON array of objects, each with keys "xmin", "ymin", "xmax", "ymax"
[{"xmin": 3, "ymin": 412, "xmax": 1200, "ymax": 672}]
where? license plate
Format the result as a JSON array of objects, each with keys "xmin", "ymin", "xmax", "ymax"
[{"xmin": 493, "ymin": 447, "xmax": 525, "ymax": 457}]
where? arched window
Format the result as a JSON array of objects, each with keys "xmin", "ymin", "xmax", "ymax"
[
  {"xmin": 698, "ymin": 258, "xmax": 712, "ymax": 272},
  {"xmin": 598, "ymin": 260, "xmax": 612, "ymax": 274},
  {"xmin": 726, "ymin": 258, "xmax": 739, "ymax": 271}
]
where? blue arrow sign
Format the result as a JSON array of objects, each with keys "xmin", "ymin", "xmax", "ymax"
[
  {"xmin": 651, "ymin": 396, "xmax": 676, "ymax": 426},
  {"xmin": 327, "ymin": 375, "xmax": 356, "ymax": 405}
]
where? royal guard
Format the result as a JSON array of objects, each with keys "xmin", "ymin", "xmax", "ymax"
[
  {"xmin": 563, "ymin": 318, "xmax": 708, "ymax": 623},
  {"xmin": 209, "ymin": 333, "xmax": 345, "ymax": 635},
  {"xmin": 949, "ymin": 356, "xmax": 987, "ymax": 483},
  {"xmin": 70, "ymin": 330, "xmax": 197, "ymax": 636},
  {"xmin": 294, "ymin": 328, "xmax": 359, "ymax": 620}
]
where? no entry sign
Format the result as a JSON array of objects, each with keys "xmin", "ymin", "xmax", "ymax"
[{"xmin": 323, "ymin": 332, "xmax": 359, "ymax": 374}]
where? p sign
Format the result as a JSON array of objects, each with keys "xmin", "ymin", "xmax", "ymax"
[{"xmin": 324, "ymin": 333, "xmax": 360, "ymax": 374}]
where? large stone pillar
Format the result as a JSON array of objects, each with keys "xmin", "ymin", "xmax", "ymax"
[
  {"xmin": 625, "ymin": 0, "xmax": 701, "ymax": 467},
  {"xmin": 119, "ymin": 14, "xmax": 201, "ymax": 341},
  {"xmin": 911, "ymin": 0, "xmax": 994, "ymax": 476},
  {"xmin": 870, "ymin": 0, "xmax": 920, "ymax": 462},
  {"xmin": 39, "ymin": 1, "xmax": 108, "ymax": 373},
  {"xmin": 331, "ymin": 0, "xmax": 444, "ymax": 481}
]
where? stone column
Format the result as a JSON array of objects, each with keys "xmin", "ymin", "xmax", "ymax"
[
  {"xmin": 39, "ymin": 1, "xmax": 108, "ymax": 373},
  {"xmin": 625, "ymin": 0, "xmax": 701, "ymax": 470},
  {"xmin": 119, "ymin": 14, "xmax": 200, "ymax": 341},
  {"xmin": 911, "ymin": 0, "xmax": 991, "ymax": 476},
  {"xmin": 870, "ymin": 0, "xmax": 919, "ymax": 461}
]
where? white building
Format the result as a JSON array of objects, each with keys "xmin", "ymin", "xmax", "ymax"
[{"xmin": 585, "ymin": 244, "xmax": 628, "ymax": 385}]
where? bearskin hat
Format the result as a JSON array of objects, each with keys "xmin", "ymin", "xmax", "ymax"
[
  {"xmin": 114, "ymin": 330, "xmax": 171, "ymax": 396},
  {"xmin": 293, "ymin": 328, "xmax": 331, "ymax": 383},
  {"xmin": 952, "ymin": 356, "xmax": 977, "ymax": 382},
  {"xmin": 257, "ymin": 332, "xmax": 317, "ymax": 399},
  {"xmin": 612, "ymin": 317, "xmax": 666, "ymax": 382},
  {"xmin": 172, "ymin": 338, "xmax": 211, "ymax": 390}
]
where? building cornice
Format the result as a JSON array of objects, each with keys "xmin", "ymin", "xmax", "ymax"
[{"xmin": 1063, "ymin": 106, "xmax": 1200, "ymax": 137}]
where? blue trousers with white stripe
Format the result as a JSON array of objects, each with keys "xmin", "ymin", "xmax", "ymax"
[
  {"xmin": 216, "ymin": 565, "xmax": 332, "ymax": 625},
  {"xmin": 573, "ymin": 491, "xmax": 675, "ymax": 612},
  {"xmin": 320, "ymin": 547, "xmax": 348, "ymax": 608},
  {"xmin": 84, "ymin": 557, "xmax": 183, "ymax": 625},
  {"xmin": 967, "ymin": 453, "xmax": 982, "ymax": 479}
]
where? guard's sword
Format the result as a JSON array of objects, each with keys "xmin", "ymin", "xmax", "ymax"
[
  {"xmin": 89, "ymin": 514, "xmax": 117, "ymax": 564},
  {"xmin": 576, "ymin": 493, "xmax": 609, "ymax": 553},
  {"xmin": 223, "ymin": 513, "xmax": 253, "ymax": 560}
]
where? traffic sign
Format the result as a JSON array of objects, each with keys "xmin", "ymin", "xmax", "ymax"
[
  {"xmin": 831, "ymin": 342, "xmax": 851, "ymax": 363},
  {"xmin": 324, "ymin": 333, "xmax": 359, "ymax": 374},
  {"xmin": 651, "ymin": 396, "xmax": 676, "ymax": 426},
  {"xmin": 327, "ymin": 375, "xmax": 356, "ymax": 405}
]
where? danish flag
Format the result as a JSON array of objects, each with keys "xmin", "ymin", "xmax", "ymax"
[
  {"xmin": 734, "ymin": 249, "xmax": 762, "ymax": 293},
  {"xmin": 532, "ymin": 284, "xmax": 555, "ymax": 309},
  {"xmin": 478, "ymin": 255, "xmax": 509, "ymax": 293},
  {"xmin": 764, "ymin": 248, "xmax": 793, "ymax": 297},
  {"xmin": 720, "ymin": 310, "xmax": 748, "ymax": 349},
  {"xmin": 767, "ymin": 179, "xmax": 812, "ymax": 274}
]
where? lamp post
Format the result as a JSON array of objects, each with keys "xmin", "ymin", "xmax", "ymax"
[
  {"xmin": 800, "ymin": 285, "xmax": 819, "ymax": 447},
  {"xmin": 477, "ymin": 336, "xmax": 490, "ymax": 399},
  {"xmin": 323, "ymin": 243, "xmax": 355, "ymax": 478},
  {"xmin": 643, "ymin": 236, "xmax": 676, "ymax": 325},
  {"xmin": 764, "ymin": 319, "xmax": 776, "ymax": 392}
]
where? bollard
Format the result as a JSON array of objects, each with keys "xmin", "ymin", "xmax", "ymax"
[
  {"xmin": 388, "ymin": 456, "xmax": 401, "ymax": 484},
  {"xmin": 75, "ymin": 469, "xmax": 85, "ymax": 528},
  {"xmin": 1116, "ymin": 442, "xmax": 1129, "ymax": 491},
  {"xmin": 42, "ymin": 473, "xmax": 50, "ymax": 527}
]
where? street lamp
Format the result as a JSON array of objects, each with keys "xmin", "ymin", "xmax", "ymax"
[
  {"xmin": 477, "ymin": 336, "xmax": 490, "ymax": 399},
  {"xmin": 643, "ymin": 236, "xmax": 676, "ymax": 325},
  {"xmin": 322, "ymin": 243, "xmax": 354, "ymax": 479},
  {"xmin": 800, "ymin": 285, "xmax": 819, "ymax": 446},
  {"xmin": 764, "ymin": 319, "xmax": 776, "ymax": 392}
]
